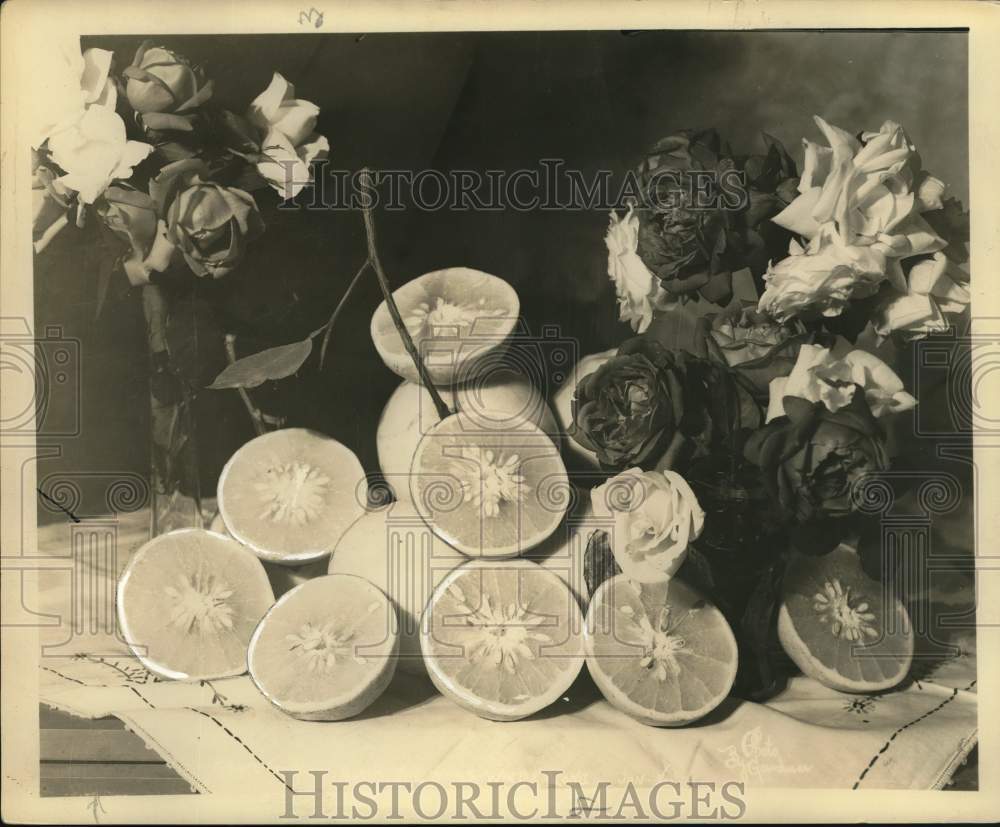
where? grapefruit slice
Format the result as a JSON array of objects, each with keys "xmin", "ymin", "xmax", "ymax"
[
  {"xmin": 410, "ymin": 412, "xmax": 569, "ymax": 558},
  {"xmin": 217, "ymin": 428, "xmax": 367, "ymax": 565},
  {"xmin": 551, "ymin": 349, "xmax": 617, "ymax": 470},
  {"xmin": 248, "ymin": 574, "xmax": 398, "ymax": 720},
  {"xmin": 421, "ymin": 558, "xmax": 584, "ymax": 720},
  {"xmin": 327, "ymin": 502, "xmax": 466, "ymax": 674},
  {"xmin": 377, "ymin": 376, "xmax": 558, "ymax": 504},
  {"xmin": 777, "ymin": 546, "xmax": 913, "ymax": 693},
  {"xmin": 585, "ymin": 575, "xmax": 737, "ymax": 726},
  {"xmin": 116, "ymin": 529, "xmax": 275, "ymax": 681},
  {"xmin": 370, "ymin": 267, "xmax": 519, "ymax": 386}
]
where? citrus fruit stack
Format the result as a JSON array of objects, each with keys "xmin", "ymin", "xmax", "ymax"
[
  {"xmin": 777, "ymin": 546, "xmax": 914, "ymax": 693},
  {"xmin": 248, "ymin": 574, "xmax": 398, "ymax": 720},
  {"xmin": 421, "ymin": 558, "xmax": 585, "ymax": 721},
  {"xmin": 117, "ymin": 529, "xmax": 275, "ymax": 681},
  {"xmin": 584, "ymin": 575, "xmax": 738, "ymax": 726}
]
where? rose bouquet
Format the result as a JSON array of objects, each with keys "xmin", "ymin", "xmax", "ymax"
[
  {"xmin": 570, "ymin": 115, "xmax": 969, "ymax": 697},
  {"xmin": 32, "ymin": 36, "xmax": 330, "ymax": 530}
]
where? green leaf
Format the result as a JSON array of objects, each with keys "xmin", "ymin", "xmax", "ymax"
[{"xmin": 207, "ymin": 338, "xmax": 312, "ymax": 390}]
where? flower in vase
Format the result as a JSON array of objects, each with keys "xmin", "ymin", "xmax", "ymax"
[
  {"xmin": 570, "ymin": 337, "xmax": 686, "ymax": 470},
  {"xmin": 590, "ymin": 467, "xmax": 705, "ymax": 583},
  {"xmin": 743, "ymin": 392, "xmax": 890, "ymax": 524},
  {"xmin": 150, "ymin": 159, "xmax": 264, "ymax": 279},
  {"xmin": 247, "ymin": 72, "xmax": 329, "ymax": 200},
  {"xmin": 765, "ymin": 340, "xmax": 916, "ymax": 422},
  {"xmin": 47, "ymin": 105, "xmax": 154, "ymax": 204},
  {"xmin": 32, "ymin": 156, "xmax": 72, "ymax": 242},
  {"xmin": 30, "ymin": 34, "xmax": 117, "ymax": 148},
  {"xmin": 98, "ymin": 186, "xmax": 177, "ymax": 285},
  {"xmin": 125, "ymin": 43, "xmax": 214, "ymax": 129}
]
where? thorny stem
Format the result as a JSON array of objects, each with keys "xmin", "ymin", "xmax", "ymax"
[
  {"xmin": 359, "ymin": 168, "xmax": 450, "ymax": 421},
  {"xmin": 319, "ymin": 260, "xmax": 370, "ymax": 369},
  {"xmin": 224, "ymin": 334, "xmax": 267, "ymax": 437}
]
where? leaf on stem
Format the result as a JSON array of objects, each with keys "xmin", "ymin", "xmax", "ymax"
[{"xmin": 208, "ymin": 338, "xmax": 313, "ymax": 389}]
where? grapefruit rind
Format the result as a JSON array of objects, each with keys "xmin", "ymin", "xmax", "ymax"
[
  {"xmin": 777, "ymin": 548, "xmax": 914, "ymax": 694},
  {"xmin": 409, "ymin": 413, "xmax": 570, "ymax": 559},
  {"xmin": 370, "ymin": 268, "xmax": 519, "ymax": 387},
  {"xmin": 116, "ymin": 529, "xmax": 275, "ymax": 682},
  {"xmin": 217, "ymin": 428, "xmax": 367, "ymax": 565},
  {"xmin": 584, "ymin": 575, "xmax": 738, "ymax": 727},
  {"xmin": 420, "ymin": 559, "xmax": 585, "ymax": 721},
  {"xmin": 247, "ymin": 574, "xmax": 399, "ymax": 721}
]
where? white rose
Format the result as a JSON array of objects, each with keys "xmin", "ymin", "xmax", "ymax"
[
  {"xmin": 874, "ymin": 252, "xmax": 971, "ymax": 339},
  {"xmin": 47, "ymin": 106, "xmax": 153, "ymax": 204},
  {"xmin": 31, "ymin": 34, "xmax": 117, "ymax": 148},
  {"xmin": 248, "ymin": 73, "xmax": 329, "ymax": 199},
  {"xmin": 605, "ymin": 206, "xmax": 668, "ymax": 333},
  {"xmin": 774, "ymin": 117, "xmax": 924, "ymax": 246},
  {"xmin": 766, "ymin": 341, "xmax": 916, "ymax": 421},
  {"xmin": 591, "ymin": 468, "xmax": 704, "ymax": 584},
  {"xmin": 757, "ymin": 228, "xmax": 887, "ymax": 322}
]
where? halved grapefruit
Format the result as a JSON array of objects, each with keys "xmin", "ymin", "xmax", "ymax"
[
  {"xmin": 248, "ymin": 574, "xmax": 398, "ymax": 720},
  {"xmin": 585, "ymin": 575, "xmax": 737, "ymax": 726},
  {"xmin": 409, "ymin": 413, "xmax": 569, "ymax": 558},
  {"xmin": 327, "ymin": 502, "xmax": 466, "ymax": 674},
  {"xmin": 377, "ymin": 375, "xmax": 558, "ymax": 504},
  {"xmin": 217, "ymin": 429, "xmax": 367, "ymax": 565},
  {"xmin": 370, "ymin": 267, "xmax": 519, "ymax": 386},
  {"xmin": 777, "ymin": 546, "xmax": 913, "ymax": 693},
  {"xmin": 420, "ymin": 558, "xmax": 584, "ymax": 720},
  {"xmin": 116, "ymin": 529, "xmax": 275, "ymax": 681}
]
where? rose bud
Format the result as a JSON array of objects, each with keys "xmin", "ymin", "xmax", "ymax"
[
  {"xmin": 124, "ymin": 42, "xmax": 213, "ymax": 130},
  {"xmin": 150, "ymin": 159, "xmax": 263, "ymax": 279},
  {"xmin": 98, "ymin": 186, "xmax": 177, "ymax": 285}
]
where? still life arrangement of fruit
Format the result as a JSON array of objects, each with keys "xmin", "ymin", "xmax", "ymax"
[
  {"xmin": 52, "ymin": 39, "xmax": 964, "ymax": 726},
  {"xmin": 115, "ymin": 138, "xmax": 944, "ymax": 723}
]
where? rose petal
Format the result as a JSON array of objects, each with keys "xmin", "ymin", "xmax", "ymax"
[
  {"xmin": 248, "ymin": 71, "xmax": 292, "ymax": 133},
  {"xmin": 772, "ymin": 188, "xmax": 823, "ymax": 238}
]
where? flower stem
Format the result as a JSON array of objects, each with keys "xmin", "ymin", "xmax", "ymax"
[
  {"xmin": 224, "ymin": 333, "xmax": 268, "ymax": 436},
  {"xmin": 319, "ymin": 259, "xmax": 369, "ymax": 369},
  {"xmin": 33, "ymin": 213, "xmax": 70, "ymax": 255},
  {"xmin": 359, "ymin": 169, "xmax": 450, "ymax": 421}
]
